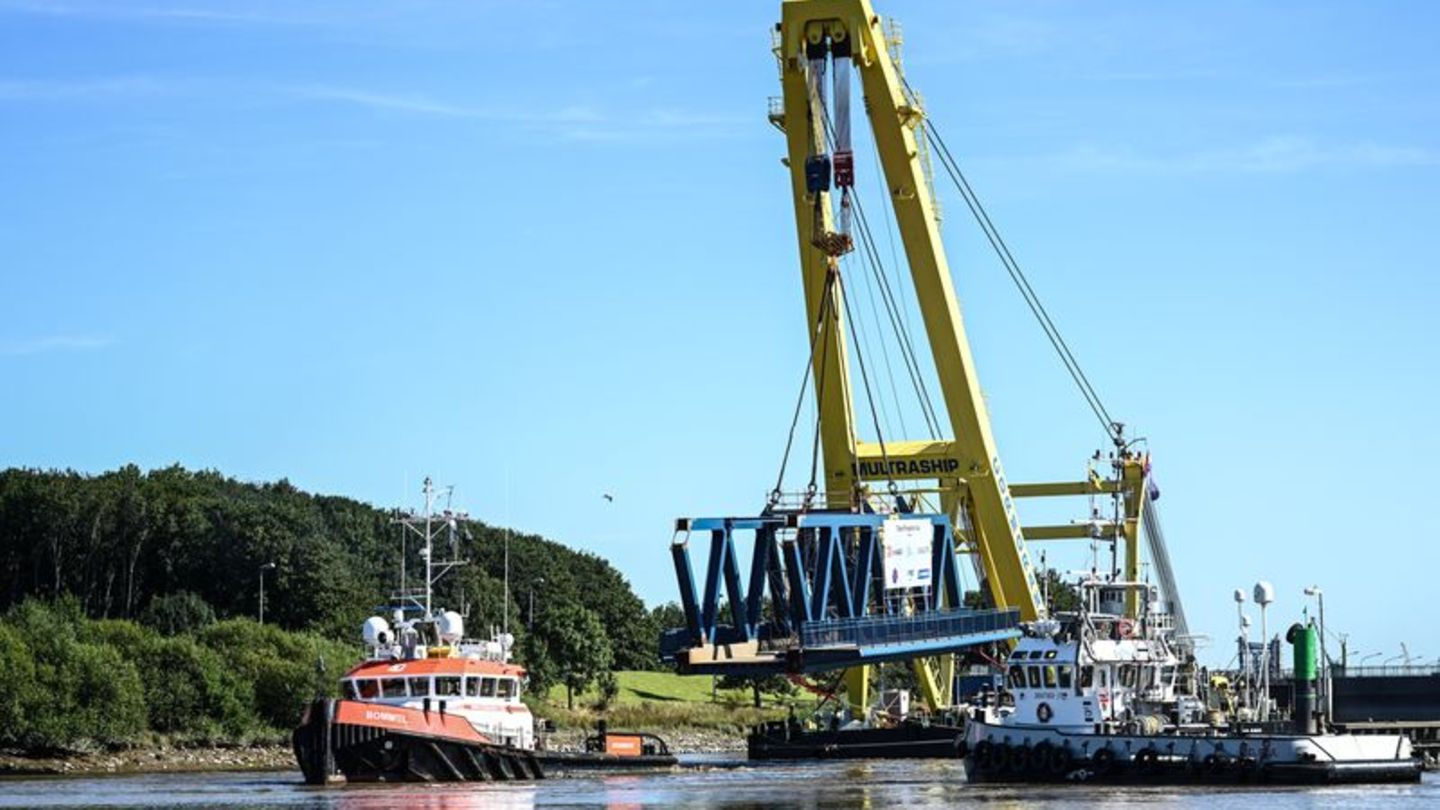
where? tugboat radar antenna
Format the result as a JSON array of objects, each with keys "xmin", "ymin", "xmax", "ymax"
[{"xmin": 391, "ymin": 476, "xmax": 469, "ymax": 623}]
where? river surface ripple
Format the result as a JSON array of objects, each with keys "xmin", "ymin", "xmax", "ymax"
[{"xmin": 1, "ymin": 757, "xmax": 1434, "ymax": 808}]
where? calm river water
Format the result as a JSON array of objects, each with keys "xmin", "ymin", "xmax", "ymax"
[{"xmin": 1, "ymin": 758, "xmax": 1434, "ymax": 809}]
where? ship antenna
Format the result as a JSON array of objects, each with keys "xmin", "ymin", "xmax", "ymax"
[
  {"xmin": 504, "ymin": 465, "xmax": 511, "ymax": 636},
  {"xmin": 424, "ymin": 476, "xmax": 434, "ymax": 617}
]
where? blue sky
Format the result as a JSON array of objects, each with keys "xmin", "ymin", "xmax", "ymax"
[{"xmin": 2, "ymin": 1, "xmax": 1437, "ymax": 667}]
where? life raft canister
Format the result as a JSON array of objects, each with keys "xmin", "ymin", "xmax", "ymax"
[{"xmin": 1037, "ymin": 702, "xmax": 1054, "ymax": 723}]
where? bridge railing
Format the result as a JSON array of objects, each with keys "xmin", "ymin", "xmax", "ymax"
[{"xmin": 799, "ymin": 607, "xmax": 1020, "ymax": 650}]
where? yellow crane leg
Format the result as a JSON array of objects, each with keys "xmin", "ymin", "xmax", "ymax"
[
  {"xmin": 843, "ymin": 666, "xmax": 869, "ymax": 719},
  {"xmin": 910, "ymin": 655, "xmax": 953, "ymax": 711}
]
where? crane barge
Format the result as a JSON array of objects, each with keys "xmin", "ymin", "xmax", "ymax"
[
  {"xmin": 660, "ymin": 0, "xmax": 1421, "ymax": 783},
  {"xmin": 661, "ymin": 0, "xmax": 1175, "ymax": 751}
]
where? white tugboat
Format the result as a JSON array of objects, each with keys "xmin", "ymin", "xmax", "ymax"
[
  {"xmin": 293, "ymin": 478, "xmax": 674, "ymax": 784},
  {"xmin": 961, "ymin": 579, "xmax": 1422, "ymax": 785}
]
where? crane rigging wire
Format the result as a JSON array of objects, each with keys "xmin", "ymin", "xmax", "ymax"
[
  {"xmin": 818, "ymin": 110, "xmax": 945, "ymax": 441},
  {"xmin": 843, "ymin": 251, "xmax": 896, "ymax": 440},
  {"xmin": 769, "ymin": 261, "xmax": 838, "ymax": 507},
  {"xmin": 850, "ymin": 187, "xmax": 945, "ymax": 440},
  {"xmin": 907, "ymin": 83, "xmax": 1121, "ymax": 443}
]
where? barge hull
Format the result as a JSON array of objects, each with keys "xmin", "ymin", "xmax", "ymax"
[{"xmin": 748, "ymin": 720, "xmax": 963, "ymax": 760}]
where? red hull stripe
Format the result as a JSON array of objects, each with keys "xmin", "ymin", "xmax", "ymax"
[{"xmin": 333, "ymin": 700, "xmax": 491, "ymax": 744}]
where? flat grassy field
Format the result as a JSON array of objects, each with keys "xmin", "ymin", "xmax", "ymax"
[{"xmin": 531, "ymin": 671, "xmax": 803, "ymax": 731}]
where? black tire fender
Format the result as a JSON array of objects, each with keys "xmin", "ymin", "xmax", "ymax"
[
  {"xmin": 1092, "ymin": 746, "xmax": 1116, "ymax": 774},
  {"xmin": 973, "ymin": 740, "xmax": 995, "ymax": 769}
]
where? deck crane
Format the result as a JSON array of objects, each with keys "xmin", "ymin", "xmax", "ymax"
[{"xmin": 662, "ymin": 0, "xmax": 1186, "ymax": 719}]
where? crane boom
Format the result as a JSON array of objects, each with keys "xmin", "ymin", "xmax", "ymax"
[{"xmin": 777, "ymin": 0, "xmax": 1046, "ymax": 623}]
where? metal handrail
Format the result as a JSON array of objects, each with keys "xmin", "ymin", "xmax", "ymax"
[{"xmin": 800, "ymin": 607, "xmax": 1019, "ymax": 649}]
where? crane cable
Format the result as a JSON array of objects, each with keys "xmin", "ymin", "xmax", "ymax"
[
  {"xmin": 850, "ymin": 186, "xmax": 944, "ymax": 438},
  {"xmin": 769, "ymin": 261, "xmax": 838, "ymax": 509},
  {"xmin": 836, "ymin": 263, "xmax": 899, "ymax": 497},
  {"xmin": 917, "ymin": 111, "xmax": 1119, "ymax": 443},
  {"xmin": 818, "ymin": 106, "xmax": 945, "ymax": 441}
]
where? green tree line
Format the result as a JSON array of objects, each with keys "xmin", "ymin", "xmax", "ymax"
[
  {"xmin": 0, "ymin": 595, "xmax": 353, "ymax": 751},
  {"xmin": 0, "ymin": 466, "xmax": 662, "ymax": 673}
]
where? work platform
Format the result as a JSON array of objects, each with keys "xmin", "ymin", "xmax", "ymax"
[{"xmin": 659, "ymin": 511, "xmax": 1020, "ymax": 676}]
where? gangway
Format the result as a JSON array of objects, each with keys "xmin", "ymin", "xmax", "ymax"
[{"xmin": 660, "ymin": 511, "xmax": 1019, "ymax": 676}]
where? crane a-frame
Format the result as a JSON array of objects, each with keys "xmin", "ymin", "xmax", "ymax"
[
  {"xmin": 773, "ymin": 0, "xmax": 1163, "ymax": 710},
  {"xmin": 661, "ymin": 0, "xmax": 1176, "ymax": 718}
]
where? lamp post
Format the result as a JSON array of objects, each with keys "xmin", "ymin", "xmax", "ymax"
[
  {"xmin": 528, "ymin": 577, "xmax": 545, "ymax": 629},
  {"xmin": 1303, "ymin": 585, "xmax": 1330, "ymax": 723},
  {"xmin": 258, "ymin": 562, "xmax": 276, "ymax": 625},
  {"xmin": 1359, "ymin": 652, "xmax": 1381, "ymax": 668}
]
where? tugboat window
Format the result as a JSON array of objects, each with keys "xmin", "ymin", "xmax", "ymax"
[
  {"xmin": 480, "ymin": 677, "xmax": 498, "ymax": 698},
  {"xmin": 1058, "ymin": 665, "xmax": 1074, "ymax": 689},
  {"xmin": 498, "ymin": 678, "xmax": 517, "ymax": 699},
  {"xmin": 1120, "ymin": 666, "xmax": 1137, "ymax": 689},
  {"xmin": 1027, "ymin": 666, "xmax": 1042, "ymax": 688},
  {"xmin": 463, "ymin": 677, "xmax": 479, "ymax": 697},
  {"xmin": 357, "ymin": 679, "xmax": 379, "ymax": 699},
  {"xmin": 436, "ymin": 677, "xmax": 461, "ymax": 697},
  {"xmin": 408, "ymin": 677, "xmax": 430, "ymax": 697},
  {"xmin": 1043, "ymin": 666, "xmax": 1057, "ymax": 688},
  {"xmin": 381, "ymin": 678, "xmax": 406, "ymax": 698},
  {"xmin": 1008, "ymin": 666, "xmax": 1025, "ymax": 688},
  {"xmin": 344, "ymin": 680, "xmax": 359, "ymax": 699},
  {"xmin": 1080, "ymin": 666, "xmax": 1094, "ymax": 688}
]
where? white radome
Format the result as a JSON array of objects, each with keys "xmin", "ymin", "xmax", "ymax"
[
  {"xmin": 361, "ymin": 616, "xmax": 391, "ymax": 647},
  {"xmin": 438, "ymin": 610, "xmax": 465, "ymax": 643}
]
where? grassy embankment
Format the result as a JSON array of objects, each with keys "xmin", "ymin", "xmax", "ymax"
[{"xmin": 531, "ymin": 671, "xmax": 800, "ymax": 733}]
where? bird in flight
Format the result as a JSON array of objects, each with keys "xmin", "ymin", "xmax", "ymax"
[{"xmin": 602, "ymin": 493, "xmax": 614, "ymax": 503}]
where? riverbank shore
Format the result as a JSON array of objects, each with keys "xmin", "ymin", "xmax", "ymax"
[
  {"xmin": 0, "ymin": 728, "xmax": 746, "ymax": 778},
  {"xmin": 0, "ymin": 744, "xmax": 295, "ymax": 777}
]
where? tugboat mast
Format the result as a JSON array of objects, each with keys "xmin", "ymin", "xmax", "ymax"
[{"xmin": 391, "ymin": 476, "xmax": 468, "ymax": 621}]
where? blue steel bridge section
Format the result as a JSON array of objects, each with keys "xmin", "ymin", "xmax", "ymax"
[{"xmin": 659, "ymin": 511, "xmax": 1020, "ymax": 676}]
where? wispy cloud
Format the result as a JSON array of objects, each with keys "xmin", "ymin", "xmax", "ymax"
[
  {"xmin": 1026, "ymin": 137, "xmax": 1440, "ymax": 175},
  {"xmin": 293, "ymin": 86, "xmax": 602, "ymax": 126},
  {"xmin": 0, "ymin": 75, "xmax": 189, "ymax": 101},
  {"xmin": 0, "ymin": 335, "xmax": 114, "ymax": 356},
  {"xmin": 293, "ymin": 85, "xmax": 753, "ymax": 142},
  {"xmin": 0, "ymin": 0, "xmax": 319, "ymax": 26}
]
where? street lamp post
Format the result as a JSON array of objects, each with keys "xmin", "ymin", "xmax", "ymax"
[
  {"xmin": 1359, "ymin": 652, "xmax": 1381, "ymax": 668},
  {"xmin": 258, "ymin": 562, "xmax": 277, "ymax": 625},
  {"xmin": 1303, "ymin": 586, "xmax": 1330, "ymax": 723}
]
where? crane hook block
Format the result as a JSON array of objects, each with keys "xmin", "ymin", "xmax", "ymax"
[
  {"xmin": 805, "ymin": 153, "xmax": 832, "ymax": 194},
  {"xmin": 833, "ymin": 151, "xmax": 854, "ymax": 188}
]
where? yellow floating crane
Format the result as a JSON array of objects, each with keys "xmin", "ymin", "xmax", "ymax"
[{"xmin": 771, "ymin": 0, "xmax": 1166, "ymax": 714}]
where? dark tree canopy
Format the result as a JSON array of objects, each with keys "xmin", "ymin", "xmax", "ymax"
[{"xmin": 0, "ymin": 465, "xmax": 660, "ymax": 669}]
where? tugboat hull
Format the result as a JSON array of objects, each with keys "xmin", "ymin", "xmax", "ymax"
[
  {"xmin": 961, "ymin": 722, "xmax": 1423, "ymax": 786},
  {"xmin": 293, "ymin": 698, "xmax": 542, "ymax": 784}
]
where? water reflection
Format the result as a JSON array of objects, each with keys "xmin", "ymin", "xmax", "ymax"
[{"xmin": 0, "ymin": 761, "xmax": 1432, "ymax": 809}]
